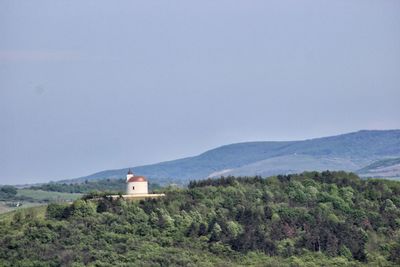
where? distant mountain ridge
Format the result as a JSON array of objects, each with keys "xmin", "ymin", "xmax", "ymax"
[
  {"xmin": 67, "ymin": 130, "xmax": 400, "ymax": 184},
  {"xmin": 357, "ymin": 157, "xmax": 400, "ymax": 178}
]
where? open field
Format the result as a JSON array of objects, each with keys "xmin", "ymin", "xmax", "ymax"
[
  {"xmin": 17, "ymin": 189, "xmax": 82, "ymax": 202},
  {"xmin": 0, "ymin": 189, "xmax": 82, "ymax": 214},
  {"xmin": 382, "ymin": 176, "xmax": 400, "ymax": 180},
  {"xmin": 0, "ymin": 203, "xmax": 47, "ymax": 222},
  {"xmin": 0, "ymin": 205, "xmax": 47, "ymax": 222},
  {"xmin": 0, "ymin": 201, "xmax": 51, "ymax": 215}
]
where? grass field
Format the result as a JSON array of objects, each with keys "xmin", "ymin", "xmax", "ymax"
[
  {"xmin": 0, "ymin": 201, "xmax": 44, "ymax": 213},
  {"xmin": 0, "ymin": 205, "xmax": 47, "ymax": 221},
  {"xmin": 17, "ymin": 189, "xmax": 82, "ymax": 202},
  {"xmin": 0, "ymin": 189, "xmax": 82, "ymax": 214}
]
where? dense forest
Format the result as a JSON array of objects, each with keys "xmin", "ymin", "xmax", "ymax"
[{"xmin": 1, "ymin": 171, "xmax": 400, "ymax": 266}]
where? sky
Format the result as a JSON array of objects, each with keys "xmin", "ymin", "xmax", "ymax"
[{"xmin": 1, "ymin": 0, "xmax": 399, "ymax": 185}]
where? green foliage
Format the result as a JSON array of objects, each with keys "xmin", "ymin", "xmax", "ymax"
[
  {"xmin": 0, "ymin": 171, "xmax": 399, "ymax": 266},
  {"xmin": 70, "ymin": 200, "xmax": 96, "ymax": 217},
  {"xmin": 46, "ymin": 203, "xmax": 70, "ymax": 220},
  {"xmin": 340, "ymin": 245, "xmax": 353, "ymax": 260},
  {"xmin": 0, "ymin": 186, "xmax": 17, "ymax": 200}
]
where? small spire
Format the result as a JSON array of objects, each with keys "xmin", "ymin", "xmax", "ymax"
[{"xmin": 127, "ymin": 169, "xmax": 133, "ymax": 175}]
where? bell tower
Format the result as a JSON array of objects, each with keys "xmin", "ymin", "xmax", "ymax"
[{"xmin": 126, "ymin": 169, "xmax": 134, "ymax": 182}]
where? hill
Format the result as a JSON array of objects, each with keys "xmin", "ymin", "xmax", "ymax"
[
  {"xmin": 1, "ymin": 172, "xmax": 400, "ymax": 266},
  {"xmin": 69, "ymin": 130, "xmax": 400, "ymax": 184},
  {"xmin": 357, "ymin": 158, "xmax": 400, "ymax": 178}
]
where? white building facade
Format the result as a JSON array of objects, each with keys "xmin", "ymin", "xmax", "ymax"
[{"xmin": 126, "ymin": 169, "xmax": 148, "ymax": 195}]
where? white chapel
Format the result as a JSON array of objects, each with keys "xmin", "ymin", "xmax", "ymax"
[{"xmin": 126, "ymin": 169, "xmax": 148, "ymax": 195}]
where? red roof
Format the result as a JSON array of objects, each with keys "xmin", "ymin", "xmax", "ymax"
[{"xmin": 127, "ymin": 176, "xmax": 147, "ymax": 182}]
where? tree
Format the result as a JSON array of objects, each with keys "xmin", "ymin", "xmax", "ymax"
[{"xmin": 0, "ymin": 186, "xmax": 17, "ymax": 199}]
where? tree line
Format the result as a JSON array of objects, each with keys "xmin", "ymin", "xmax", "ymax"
[{"xmin": 0, "ymin": 171, "xmax": 399, "ymax": 266}]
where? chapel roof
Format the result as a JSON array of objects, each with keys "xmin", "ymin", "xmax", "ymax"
[{"xmin": 127, "ymin": 176, "xmax": 147, "ymax": 183}]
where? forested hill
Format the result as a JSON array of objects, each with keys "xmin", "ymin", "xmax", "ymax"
[
  {"xmin": 70, "ymin": 129, "xmax": 400, "ymax": 184},
  {"xmin": 1, "ymin": 171, "xmax": 400, "ymax": 266}
]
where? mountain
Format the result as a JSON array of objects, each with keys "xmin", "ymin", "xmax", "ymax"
[
  {"xmin": 69, "ymin": 130, "xmax": 400, "ymax": 184},
  {"xmin": 357, "ymin": 157, "xmax": 400, "ymax": 178}
]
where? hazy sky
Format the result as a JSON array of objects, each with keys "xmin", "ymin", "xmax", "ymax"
[{"xmin": 1, "ymin": 0, "xmax": 399, "ymax": 184}]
